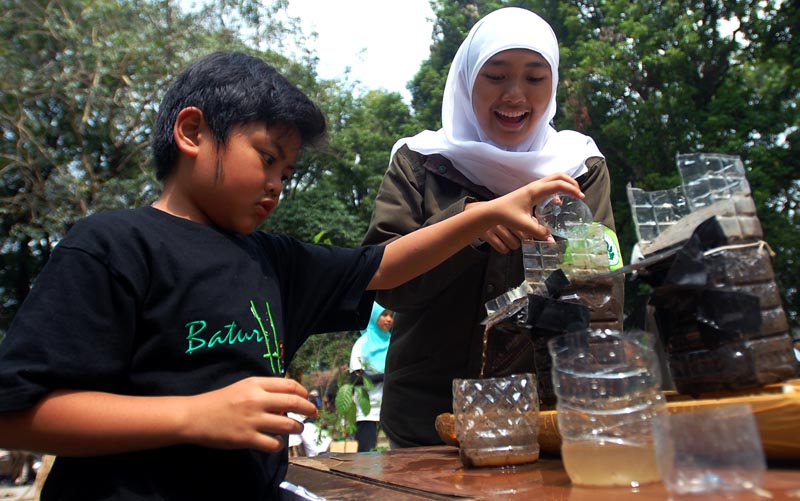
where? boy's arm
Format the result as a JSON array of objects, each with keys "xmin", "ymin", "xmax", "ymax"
[
  {"xmin": 368, "ymin": 173, "xmax": 583, "ymax": 291},
  {"xmin": 0, "ymin": 376, "xmax": 317, "ymax": 456}
]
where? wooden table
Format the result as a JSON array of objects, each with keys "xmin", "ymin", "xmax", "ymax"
[{"xmin": 283, "ymin": 446, "xmax": 800, "ymax": 500}]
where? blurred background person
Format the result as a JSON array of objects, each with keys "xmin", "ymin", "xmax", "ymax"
[{"xmin": 349, "ymin": 303, "xmax": 394, "ymax": 452}]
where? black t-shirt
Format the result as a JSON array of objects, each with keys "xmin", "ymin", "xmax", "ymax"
[{"xmin": 0, "ymin": 207, "xmax": 383, "ymax": 500}]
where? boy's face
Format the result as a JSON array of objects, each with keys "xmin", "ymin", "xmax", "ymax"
[{"xmin": 190, "ymin": 121, "xmax": 300, "ymax": 234}]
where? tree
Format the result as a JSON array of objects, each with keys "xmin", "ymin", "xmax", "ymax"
[
  {"xmin": 272, "ymin": 89, "xmax": 417, "ymax": 239},
  {"xmin": 0, "ymin": 0, "xmax": 415, "ymax": 381},
  {"xmin": 272, "ymin": 89, "xmax": 417, "ymax": 381},
  {"xmin": 0, "ymin": 0, "xmax": 340, "ymax": 333},
  {"xmin": 323, "ymin": 90, "xmax": 419, "ymax": 225},
  {"xmin": 0, "ymin": 0, "xmax": 172, "ymax": 330},
  {"xmin": 411, "ymin": 1, "xmax": 508, "ymax": 129},
  {"xmin": 555, "ymin": 0, "xmax": 799, "ymax": 323},
  {"xmin": 406, "ymin": 0, "xmax": 799, "ymax": 325}
]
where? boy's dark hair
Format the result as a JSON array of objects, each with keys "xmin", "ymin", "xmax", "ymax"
[{"xmin": 152, "ymin": 51, "xmax": 327, "ymax": 180}]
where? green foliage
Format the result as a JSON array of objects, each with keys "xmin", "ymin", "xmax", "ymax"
[
  {"xmin": 265, "ymin": 89, "xmax": 424, "ymax": 250},
  {"xmin": 289, "ymin": 331, "xmax": 358, "ymax": 387},
  {"xmin": 553, "ymin": 0, "xmax": 798, "ymax": 323},
  {"xmin": 1, "ymin": 0, "xmax": 797, "ymax": 348},
  {"xmin": 313, "ymin": 231, "xmax": 332, "ymax": 245},
  {"xmin": 333, "ymin": 373, "xmax": 373, "ymax": 434},
  {"xmin": 410, "ymin": 0, "xmax": 543, "ymax": 129},
  {"xmin": 410, "ymin": 0, "xmax": 481, "ymax": 129},
  {"xmin": 334, "ymin": 383, "xmax": 357, "ymax": 432},
  {"xmin": 265, "ymin": 185, "xmax": 365, "ymax": 246},
  {"xmin": 0, "ymin": 0, "xmax": 375, "ymax": 336},
  {"xmin": 0, "ymin": 0, "xmax": 181, "ymax": 328},
  {"xmin": 273, "ymin": 88, "xmax": 417, "ymax": 241},
  {"xmin": 408, "ymin": 0, "xmax": 799, "ymax": 325}
]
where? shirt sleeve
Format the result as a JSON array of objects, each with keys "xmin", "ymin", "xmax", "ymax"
[
  {"xmin": 259, "ymin": 235, "xmax": 383, "ymax": 361},
  {"xmin": 579, "ymin": 156, "xmax": 617, "ymax": 232},
  {"xmin": 0, "ymin": 245, "xmax": 138, "ymax": 412}
]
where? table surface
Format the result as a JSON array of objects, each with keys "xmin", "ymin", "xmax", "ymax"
[{"xmin": 284, "ymin": 446, "xmax": 800, "ymax": 501}]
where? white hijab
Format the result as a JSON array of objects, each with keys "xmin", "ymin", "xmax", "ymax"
[{"xmin": 393, "ymin": 7, "xmax": 602, "ymax": 196}]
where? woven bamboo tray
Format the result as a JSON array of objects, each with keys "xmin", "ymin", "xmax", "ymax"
[
  {"xmin": 538, "ymin": 379, "xmax": 800, "ymax": 460},
  {"xmin": 438, "ymin": 379, "xmax": 800, "ymax": 461}
]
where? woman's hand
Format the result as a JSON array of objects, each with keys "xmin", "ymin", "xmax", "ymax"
[{"xmin": 466, "ymin": 173, "xmax": 582, "ymax": 252}]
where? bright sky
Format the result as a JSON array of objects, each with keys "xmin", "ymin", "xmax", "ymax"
[{"xmin": 286, "ymin": 0, "xmax": 435, "ymax": 103}]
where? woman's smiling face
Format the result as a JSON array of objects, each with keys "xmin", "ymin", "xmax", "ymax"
[{"xmin": 471, "ymin": 48, "xmax": 552, "ymax": 148}]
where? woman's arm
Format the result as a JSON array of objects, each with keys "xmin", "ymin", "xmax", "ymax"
[
  {"xmin": 0, "ymin": 377, "xmax": 317, "ymax": 456},
  {"xmin": 579, "ymin": 156, "xmax": 616, "ymax": 231}
]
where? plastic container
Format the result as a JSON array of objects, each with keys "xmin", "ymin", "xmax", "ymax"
[
  {"xmin": 535, "ymin": 194, "xmax": 593, "ymax": 240},
  {"xmin": 548, "ymin": 329, "xmax": 666, "ymax": 487},
  {"xmin": 653, "ymin": 403, "xmax": 766, "ymax": 495}
]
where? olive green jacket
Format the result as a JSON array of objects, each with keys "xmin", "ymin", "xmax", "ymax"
[{"xmin": 362, "ymin": 145, "xmax": 620, "ymax": 447}]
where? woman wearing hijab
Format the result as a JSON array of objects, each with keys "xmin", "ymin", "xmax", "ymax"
[
  {"xmin": 349, "ymin": 302, "xmax": 394, "ymax": 452},
  {"xmin": 362, "ymin": 7, "xmax": 622, "ymax": 448}
]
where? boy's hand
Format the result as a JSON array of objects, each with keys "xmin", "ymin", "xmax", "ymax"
[
  {"xmin": 463, "ymin": 206, "xmax": 537, "ymax": 253},
  {"xmin": 183, "ymin": 376, "xmax": 318, "ymax": 453},
  {"xmin": 462, "ymin": 214, "xmax": 527, "ymax": 254}
]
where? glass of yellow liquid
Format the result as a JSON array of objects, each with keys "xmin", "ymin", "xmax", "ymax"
[{"xmin": 548, "ymin": 329, "xmax": 666, "ymax": 487}]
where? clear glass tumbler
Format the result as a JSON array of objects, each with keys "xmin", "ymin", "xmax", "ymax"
[{"xmin": 453, "ymin": 373, "xmax": 540, "ymax": 468}]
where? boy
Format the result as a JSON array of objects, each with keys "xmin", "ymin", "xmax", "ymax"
[{"xmin": 0, "ymin": 51, "xmax": 582, "ymax": 500}]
